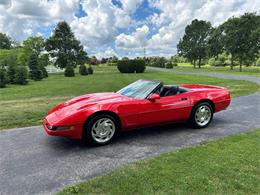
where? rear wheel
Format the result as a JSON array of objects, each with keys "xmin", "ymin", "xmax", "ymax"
[
  {"xmin": 190, "ymin": 102, "xmax": 213, "ymax": 128},
  {"xmin": 84, "ymin": 114, "xmax": 118, "ymax": 146}
]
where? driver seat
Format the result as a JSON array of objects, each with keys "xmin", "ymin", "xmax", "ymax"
[{"xmin": 164, "ymin": 86, "xmax": 179, "ymax": 96}]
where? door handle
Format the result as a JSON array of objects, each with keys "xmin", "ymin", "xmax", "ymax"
[{"xmin": 181, "ymin": 97, "xmax": 188, "ymax": 101}]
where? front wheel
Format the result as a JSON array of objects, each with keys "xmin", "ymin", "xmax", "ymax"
[
  {"xmin": 84, "ymin": 114, "xmax": 118, "ymax": 146},
  {"xmin": 190, "ymin": 102, "xmax": 213, "ymax": 128}
]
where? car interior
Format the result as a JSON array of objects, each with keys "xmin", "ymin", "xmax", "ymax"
[{"xmin": 153, "ymin": 83, "xmax": 190, "ymax": 97}]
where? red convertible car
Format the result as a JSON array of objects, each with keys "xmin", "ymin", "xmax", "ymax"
[{"xmin": 43, "ymin": 80, "xmax": 230, "ymax": 145}]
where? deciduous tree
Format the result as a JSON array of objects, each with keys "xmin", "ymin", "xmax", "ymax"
[{"xmin": 177, "ymin": 19, "xmax": 212, "ymax": 68}]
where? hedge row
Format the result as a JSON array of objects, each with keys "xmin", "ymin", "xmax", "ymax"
[{"xmin": 117, "ymin": 59, "xmax": 146, "ymax": 73}]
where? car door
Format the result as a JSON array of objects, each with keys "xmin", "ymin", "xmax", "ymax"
[{"xmin": 138, "ymin": 93, "xmax": 192, "ymax": 126}]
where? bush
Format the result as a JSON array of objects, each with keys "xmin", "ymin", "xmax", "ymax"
[
  {"xmin": 40, "ymin": 65, "xmax": 48, "ymax": 78},
  {"xmin": 165, "ymin": 62, "xmax": 173, "ymax": 69},
  {"xmin": 88, "ymin": 65, "xmax": 93, "ymax": 74},
  {"xmin": 0, "ymin": 68, "xmax": 8, "ymax": 88},
  {"xmin": 117, "ymin": 59, "xmax": 146, "ymax": 73},
  {"xmin": 256, "ymin": 58, "xmax": 260, "ymax": 66},
  {"xmin": 14, "ymin": 66, "xmax": 28, "ymax": 85},
  {"xmin": 208, "ymin": 58, "xmax": 215, "ymax": 66},
  {"xmin": 7, "ymin": 63, "xmax": 16, "ymax": 83},
  {"xmin": 64, "ymin": 65, "xmax": 75, "ymax": 77},
  {"xmin": 79, "ymin": 64, "xmax": 88, "ymax": 75},
  {"xmin": 134, "ymin": 59, "xmax": 146, "ymax": 73}
]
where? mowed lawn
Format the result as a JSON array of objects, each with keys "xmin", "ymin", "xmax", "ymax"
[
  {"xmin": 58, "ymin": 129, "xmax": 260, "ymax": 195},
  {"xmin": 0, "ymin": 66, "xmax": 259, "ymax": 129},
  {"xmin": 174, "ymin": 63, "xmax": 260, "ymax": 77}
]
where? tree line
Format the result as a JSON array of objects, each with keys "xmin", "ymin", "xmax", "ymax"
[
  {"xmin": 177, "ymin": 12, "xmax": 260, "ymax": 71},
  {"xmin": 0, "ymin": 21, "xmax": 91, "ymax": 88}
]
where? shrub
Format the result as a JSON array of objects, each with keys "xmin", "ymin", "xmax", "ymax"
[
  {"xmin": 256, "ymin": 58, "xmax": 260, "ymax": 66},
  {"xmin": 7, "ymin": 63, "xmax": 16, "ymax": 83},
  {"xmin": 117, "ymin": 60, "xmax": 134, "ymax": 73},
  {"xmin": 88, "ymin": 65, "xmax": 93, "ymax": 74},
  {"xmin": 0, "ymin": 68, "xmax": 8, "ymax": 88},
  {"xmin": 208, "ymin": 58, "xmax": 215, "ymax": 66},
  {"xmin": 134, "ymin": 59, "xmax": 146, "ymax": 73},
  {"xmin": 117, "ymin": 59, "xmax": 146, "ymax": 73},
  {"xmin": 165, "ymin": 61, "xmax": 173, "ymax": 69},
  {"xmin": 79, "ymin": 64, "xmax": 88, "ymax": 75},
  {"xmin": 14, "ymin": 66, "xmax": 28, "ymax": 85},
  {"xmin": 40, "ymin": 65, "xmax": 48, "ymax": 78},
  {"xmin": 214, "ymin": 59, "xmax": 223, "ymax": 66},
  {"xmin": 64, "ymin": 65, "xmax": 75, "ymax": 77}
]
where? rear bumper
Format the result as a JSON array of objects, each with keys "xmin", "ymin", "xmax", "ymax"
[
  {"xmin": 43, "ymin": 118, "xmax": 83, "ymax": 139},
  {"xmin": 215, "ymin": 98, "xmax": 231, "ymax": 112}
]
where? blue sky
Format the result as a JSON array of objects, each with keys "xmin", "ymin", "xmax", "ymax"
[{"xmin": 0, "ymin": 0, "xmax": 259, "ymax": 58}]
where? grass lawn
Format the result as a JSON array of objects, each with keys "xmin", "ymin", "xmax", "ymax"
[
  {"xmin": 58, "ymin": 129, "xmax": 260, "ymax": 195},
  {"xmin": 0, "ymin": 66, "xmax": 259, "ymax": 129},
  {"xmin": 174, "ymin": 63, "xmax": 260, "ymax": 77}
]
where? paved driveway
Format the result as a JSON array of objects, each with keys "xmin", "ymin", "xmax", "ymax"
[
  {"xmin": 147, "ymin": 66, "xmax": 260, "ymax": 84},
  {"xmin": 0, "ymin": 69, "xmax": 259, "ymax": 195}
]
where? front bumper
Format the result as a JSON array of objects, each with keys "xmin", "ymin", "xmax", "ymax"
[{"xmin": 43, "ymin": 118, "xmax": 83, "ymax": 139}]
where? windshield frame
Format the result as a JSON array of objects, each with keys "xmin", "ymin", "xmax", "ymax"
[{"xmin": 117, "ymin": 80, "xmax": 162, "ymax": 99}]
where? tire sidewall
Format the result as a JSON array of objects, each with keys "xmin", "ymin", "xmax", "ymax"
[
  {"xmin": 191, "ymin": 102, "xmax": 213, "ymax": 128},
  {"xmin": 84, "ymin": 114, "xmax": 119, "ymax": 146}
]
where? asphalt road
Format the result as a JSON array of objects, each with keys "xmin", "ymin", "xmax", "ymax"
[
  {"xmin": 0, "ymin": 70, "xmax": 259, "ymax": 195},
  {"xmin": 148, "ymin": 66, "xmax": 260, "ymax": 84}
]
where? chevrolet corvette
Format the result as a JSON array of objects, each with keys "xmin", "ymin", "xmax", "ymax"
[{"xmin": 43, "ymin": 80, "xmax": 231, "ymax": 145}]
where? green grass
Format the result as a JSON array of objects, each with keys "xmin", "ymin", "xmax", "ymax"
[
  {"xmin": 175, "ymin": 63, "xmax": 260, "ymax": 77},
  {"xmin": 0, "ymin": 66, "xmax": 259, "ymax": 129},
  {"xmin": 58, "ymin": 129, "xmax": 260, "ymax": 195}
]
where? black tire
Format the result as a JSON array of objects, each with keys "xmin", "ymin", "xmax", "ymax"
[
  {"xmin": 190, "ymin": 102, "xmax": 213, "ymax": 128},
  {"xmin": 84, "ymin": 114, "xmax": 119, "ymax": 146}
]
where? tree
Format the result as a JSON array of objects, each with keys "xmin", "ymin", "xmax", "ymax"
[
  {"xmin": 90, "ymin": 56, "xmax": 99, "ymax": 65},
  {"xmin": 177, "ymin": 19, "xmax": 212, "ymax": 68},
  {"xmin": 110, "ymin": 55, "xmax": 118, "ymax": 63},
  {"xmin": 46, "ymin": 21, "xmax": 87, "ymax": 76},
  {"xmin": 0, "ymin": 67, "xmax": 8, "ymax": 88},
  {"xmin": 14, "ymin": 66, "xmax": 28, "ymax": 85},
  {"xmin": 18, "ymin": 36, "xmax": 45, "ymax": 66},
  {"xmin": 221, "ymin": 13, "xmax": 260, "ymax": 71},
  {"xmin": 7, "ymin": 63, "xmax": 16, "ymax": 84},
  {"xmin": 208, "ymin": 27, "xmax": 224, "ymax": 58},
  {"xmin": 28, "ymin": 53, "xmax": 42, "ymax": 81},
  {"xmin": 0, "ymin": 33, "xmax": 12, "ymax": 49},
  {"xmin": 38, "ymin": 53, "xmax": 49, "ymax": 78}
]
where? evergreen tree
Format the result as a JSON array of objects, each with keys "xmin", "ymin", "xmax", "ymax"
[
  {"xmin": 14, "ymin": 66, "xmax": 28, "ymax": 85},
  {"xmin": 28, "ymin": 53, "xmax": 42, "ymax": 81},
  {"xmin": 46, "ymin": 21, "xmax": 87, "ymax": 77},
  {"xmin": 0, "ymin": 67, "xmax": 8, "ymax": 88},
  {"xmin": 7, "ymin": 63, "xmax": 16, "ymax": 84}
]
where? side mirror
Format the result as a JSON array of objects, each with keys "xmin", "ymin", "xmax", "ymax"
[{"xmin": 148, "ymin": 93, "xmax": 160, "ymax": 102}]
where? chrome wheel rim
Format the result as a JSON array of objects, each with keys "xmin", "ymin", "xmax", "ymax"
[
  {"xmin": 195, "ymin": 105, "xmax": 212, "ymax": 126},
  {"xmin": 91, "ymin": 118, "xmax": 115, "ymax": 143}
]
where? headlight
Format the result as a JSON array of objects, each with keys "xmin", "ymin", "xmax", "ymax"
[
  {"xmin": 46, "ymin": 124, "xmax": 74, "ymax": 131},
  {"xmin": 55, "ymin": 125, "xmax": 75, "ymax": 131}
]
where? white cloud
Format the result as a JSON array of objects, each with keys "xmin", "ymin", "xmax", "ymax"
[
  {"xmin": 116, "ymin": 25, "xmax": 149, "ymax": 50},
  {"xmin": 0, "ymin": 0, "xmax": 79, "ymax": 41}
]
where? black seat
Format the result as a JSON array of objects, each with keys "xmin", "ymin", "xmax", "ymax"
[{"xmin": 163, "ymin": 86, "xmax": 179, "ymax": 96}]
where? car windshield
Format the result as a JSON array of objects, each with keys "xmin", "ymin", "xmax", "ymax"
[{"xmin": 117, "ymin": 80, "xmax": 161, "ymax": 99}]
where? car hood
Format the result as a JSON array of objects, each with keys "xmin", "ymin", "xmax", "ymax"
[{"xmin": 47, "ymin": 92, "xmax": 129, "ymax": 123}]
